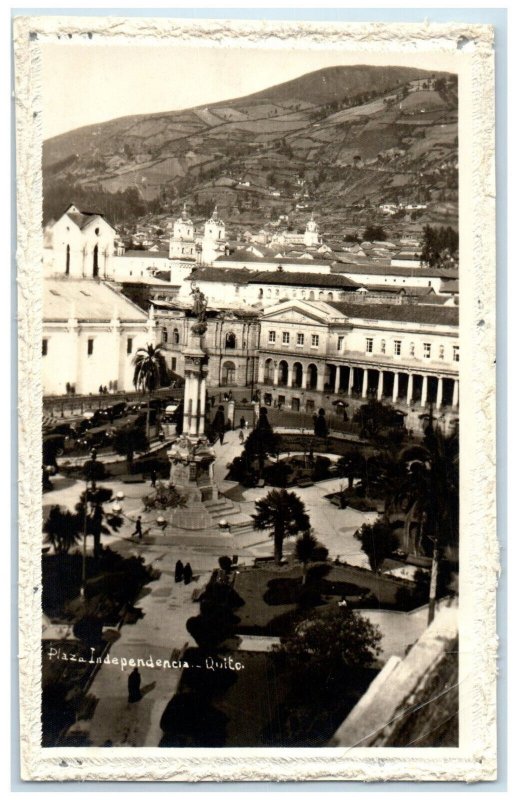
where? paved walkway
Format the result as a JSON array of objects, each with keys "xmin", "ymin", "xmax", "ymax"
[{"xmin": 47, "ymin": 429, "xmax": 375, "ymax": 746}]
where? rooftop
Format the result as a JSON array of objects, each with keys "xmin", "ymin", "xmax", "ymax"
[
  {"xmin": 327, "ymin": 300, "xmax": 459, "ymax": 326},
  {"xmin": 44, "ymin": 278, "xmax": 149, "ymax": 322}
]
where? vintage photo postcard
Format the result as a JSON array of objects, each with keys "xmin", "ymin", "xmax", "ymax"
[{"xmin": 14, "ymin": 15, "xmax": 497, "ymax": 782}]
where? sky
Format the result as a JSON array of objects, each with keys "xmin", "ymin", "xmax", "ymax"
[{"xmin": 41, "ymin": 41, "xmax": 458, "ymax": 140}]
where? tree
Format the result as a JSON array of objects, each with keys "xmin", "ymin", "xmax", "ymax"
[
  {"xmin": 274, "ymin": 605, "xmax": 381, "ymax": 674},
  {"xmin": 75, "ymin": 486, "xmax": 123, "ymax": 559},
  {"xmin": 43, "ymin": 505, "xmax": 82, "ymax": 556},
  {"xmin": 243, "ymin": 407, "xmax": 280, "ymax": 477},
  {"xmin": 356, "ymin": 519, "xmax": 400, "ymax": 572},
  {"xmin": 112, "ymin": 425, "xmax": 149, "ymax": 464},
  {"xmin": 252, "ymin": 489, "xmax": 310, "ymax": 564},
  {"xmin": 295, "ymin": 530, "xmax": 321, "ymax": 584},
  {"xmin": 132, "ymin": 344, "xmax": 167, "ymax": 439},
  {"xmin": 420, "ymin": 225, "xmax": 459, "ymax": 267},
  {"xmin": 336, "ymin": 450, "xmax": 366, "ymax": 489},
  {"xmin": 362, "ymin": 225, "xmax": 387, "ymax": 242},
  {"xmin": 313, "ymin": 408, "xmax": 328, "ymax": 438}
]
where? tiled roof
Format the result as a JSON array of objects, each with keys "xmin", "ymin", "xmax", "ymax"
[
  {"xmin": 186, "ymin": 267, "xmax": 257, "ymax": 285},
  {"xmin": 44, "ymin": 279, "xmax": 149, "ymax": 322},
  {"xmin": 327, "ymin": 300, "xmax": 458, "ymax": 326},
  {"xmin": 216, "ymin": 252, "xmax": 334, "ymax": 268},
  {"xmin": 249, "ymin": 271, "xmax": 358, "ymax": 288},
  {"xmin": 120, "ymin": 250, "xmax": 170, "ymax": 259},
  {"xmin": 330, "ymin": 262, "xmax": 459, "ymax": 279}
]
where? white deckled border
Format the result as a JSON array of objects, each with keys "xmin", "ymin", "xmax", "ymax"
[{"xmin": 13, "ymin": 15, "xmax": 497, "ymax": 783}]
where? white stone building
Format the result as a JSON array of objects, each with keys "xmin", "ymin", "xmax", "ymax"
[
  {"xmin": 43, "ymin": 204, "xmax": 117, "ymax": 279},
  {"xmin": 43, "ymin": 278, "xmax": 157, "ymax": 396}
]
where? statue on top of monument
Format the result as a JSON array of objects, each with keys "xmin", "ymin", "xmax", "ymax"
[{"xmin": 190, "ymin": 283, "xmax": 208, "ymax": 336}]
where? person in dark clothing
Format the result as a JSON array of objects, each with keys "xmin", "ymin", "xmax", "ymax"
[
  {"xmin": 150, "ymin": 469, "xmax": 157, "ymax": 488},
  {"xmin": 175, "ymin": 560, "xmax": 184, "ymax": 583},
  {"xmin": 131, "ymin": 516, "xmax": 143, "ymax": 539},
  {"xmin": 128, "ymin": 667, "xmax": 142, "ymax": 703},
  {"xmin": 183, "ymin": 562, "xmax": 193, "ymax": 585},
  {"xmin": 219, "ymin": 431, "xmax": 225, "ymax": 446},
  {"xmin": 240, "ymin": 416, "xmax": 245, "ymax": 429}
]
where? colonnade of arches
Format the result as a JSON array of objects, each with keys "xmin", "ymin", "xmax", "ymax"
[{"xmin": 258, "ymin": 358, "xmax": 459, "ymax": 409}]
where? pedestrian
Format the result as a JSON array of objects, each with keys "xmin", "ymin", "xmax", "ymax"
[
  {"xmin": 238, "ymin": 430, "xmax": 244, "ymax": 444},
  {"xmin": 240, "ymin": 416, "xmax": 245, "ymax": 429},
  {"xmin": 183, "ymin": 562, "xmax": 193, "ymax": 585},
  {"xmin": 150, "ymin": 468, "xmax": 157, "ymax": 488},
  {"xmin": 244, "ymin": 419, "xmax": 249, "ymax": 430},
  {"xmin": 131, "ymin": 516, "xmax": 143, "ymax": 540},
  {"xmin": 128, "ymin": 667, "xmax": 142, "ymax": 703},
  {"xmin": 219, "ymin": 431, "xmax": 224, "ymax": 446},
  {"xmin": 175, "ymin": 560, "xmax": 184, "ymax": 583}
]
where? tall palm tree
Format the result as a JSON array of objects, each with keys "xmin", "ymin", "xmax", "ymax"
[
  {"xmin": 43, "ymin": 505, "xmax": 82, "ymax": 557},
  {"xmin": 132, "ymin": 344, "xmax": 166, "ymax": 440},
  {"xmin": 252, "ymin": 489, "xmax": 310, "ymax": 565},
  {"xmin": 387, "ymin": 426, "xmax": 459, "ymax": 622}
]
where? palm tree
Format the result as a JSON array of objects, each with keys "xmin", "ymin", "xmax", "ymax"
[
  {"xmin": 132, "ymin": 344, "xmax": 166, "ymax": 440},
  {"xmin": 295, "ymin": 530, "xmax": 319, "ymax": 584},
  {"xmin": 252, "ymin": 489, "xmax": 310, "ymax": 565},
  {"xmin": 386, "ymin": 426, "xmax": 459, "ymax": 622},
  {"xmin": 43, "ymin": 505, "xmax": 82, "ymax": 557}
]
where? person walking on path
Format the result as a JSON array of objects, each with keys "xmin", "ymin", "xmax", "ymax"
[
  {"xmin": 219, "ymin": 431, "xmax": 225, "ymax": 446},
  {"xmin": 131, "ymin": 516, "xmax": 143, "ymax": 540},
  {"xmin": 175, "ymin": 560, "xmax": 184, "ymax": 583},
  {"xmin": 183, "ymin": 562, "xmax": 193, "ymax": 585},
  {"xmin": 238, "ymin": 430, "xmax": 244, "ymax": 445},
  {"xmin": 150, "ymin": 469, "xmax": 157, "ymax": 488},
  {"xmin": 128, "ymin": 667, "xmax": 142, "ymax": 703},
  {"xmin": 240, "ymin": 416, "xmax": 245, "ymax": 430}
]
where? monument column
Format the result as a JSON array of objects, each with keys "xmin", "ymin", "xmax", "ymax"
[{"xmin": 392, "ymin": 372, "xmax": 399, "ymax": 404}]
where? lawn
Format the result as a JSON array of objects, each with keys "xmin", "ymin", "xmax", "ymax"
[{"xmin": 232, "ymin": 561, "xmax": 422, "ymax": 636}]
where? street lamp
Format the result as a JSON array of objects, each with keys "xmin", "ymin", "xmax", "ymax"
[{"xmin": 80, "ymin": 447, "xmax": 97, "ymax": 600}]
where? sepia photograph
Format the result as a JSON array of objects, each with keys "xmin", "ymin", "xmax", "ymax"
[{"xmin": 13, "ymin": 14, "xmax": 497, "ymax": 783}]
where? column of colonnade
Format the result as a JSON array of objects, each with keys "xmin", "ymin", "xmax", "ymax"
[{"xmin": 257, "ymin": 357, "xmax": 459, "ymax": 410}]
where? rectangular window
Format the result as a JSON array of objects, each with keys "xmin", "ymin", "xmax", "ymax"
[
  {"xmin": 297, "ymin": 333, "xmax": 304, "ymax": 346},
  {"xmin": 171, "ymin": 357, "xmax": 177, "ymax": 372},
  {"xmin": 366, "ymin": 337, "xmax": 373, "ymax": 353},
  {"xmin": 423, "ymin": 343, "xmax": 431, "ymax": 359},
  {"xmin": 87, "ymin": 338, "xmax": 94, "ymax": 356},
  {"xmin": 268, "ymin": 330, "xmax": 276, "ymax": 343},
  {"xmin": 337, "ymin": 336, "xmax": 344, "ymax": 351},
  {"xmin": 127, "ymin": 337, "xmax": 133, "ymax": 354},
  {"xmin": 394, "ymin": 340, "xmax": 402, "ymax": 356},
  {"xmin": 42, "ymin": 338, "xmax": 48, "ymax": 357},
  {"xmin": 453, "ymin": 345, "xmax": 459, "ymax": 362},
  {"xmin": 282, "ymin": 332, "xmax": 290, "ymax": 344},
  {"xmin": 311, "ymin": 334, "xmax": 319, "ymax": 347}
]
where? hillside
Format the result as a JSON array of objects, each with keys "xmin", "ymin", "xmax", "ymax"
[{"xmin": 43, "ymin": 65, "xmax": 458, "ymax": 237}]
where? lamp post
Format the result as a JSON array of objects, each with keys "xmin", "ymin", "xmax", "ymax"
[{"xmin": 80, "ymin": 447, "xmax": 97, "ymax": 600}]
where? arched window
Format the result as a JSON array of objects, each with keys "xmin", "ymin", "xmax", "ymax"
[
  {"xmin": 93, "ymin": 244, "xmax": 99, "ymax": 278},
  {"xmin": 381, "ymin": 339, "xmax": 386, "ymax": 354},
  {"xmin": 225, "ymin": 332, "xmax": 236, "ymax": 349},
  {"xmin": 258, "ymin": 288, "xmax": 263, "ymax": 298},
  {"xmin": 162, "ymin": 327, "xmax": 168, "ymax": 344},
  {"xmin": 318, "ymin": 291, "xmax": 324, "ymax": 299},
  {"xmin": 410, "ymin": 341, "xmax": 415, "ymax": 357},
  {"xmin": 173, "ymin": 328, "xmax": 180, "ymax": 345},
  {"xmin": 328, "ymin": 292, "xmax": 334, "ymax": 300},
  {"xmin": 308, "ymin": 290, "xmax": 315, "ymax": 300},
  {"xmin": 65, "ymin": 244, "xmax": 70, "ymax": 275}
]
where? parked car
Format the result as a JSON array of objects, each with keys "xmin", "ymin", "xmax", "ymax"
[
  {"xmin": 43, "ymin": 434, "xmax": 68, "ymax": 465},
  {"xmin": 98, "ymin": 402, "xmax": 128, "ymax": 421},
  {"xmin": 163, "ymin": 403, "xmax": 179, "ymax": 423},
  {"xmin": 43, "ymin": 422, "xmax": 77, "ymax": 439},
  {"xmin": 76, "ymin": 425, "xmax": 115, "ymax": 450}
]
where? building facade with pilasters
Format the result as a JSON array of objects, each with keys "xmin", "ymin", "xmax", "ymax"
[{"xmin": 256, "ymin": 300, "xmax": 459, "ymax": 429}]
